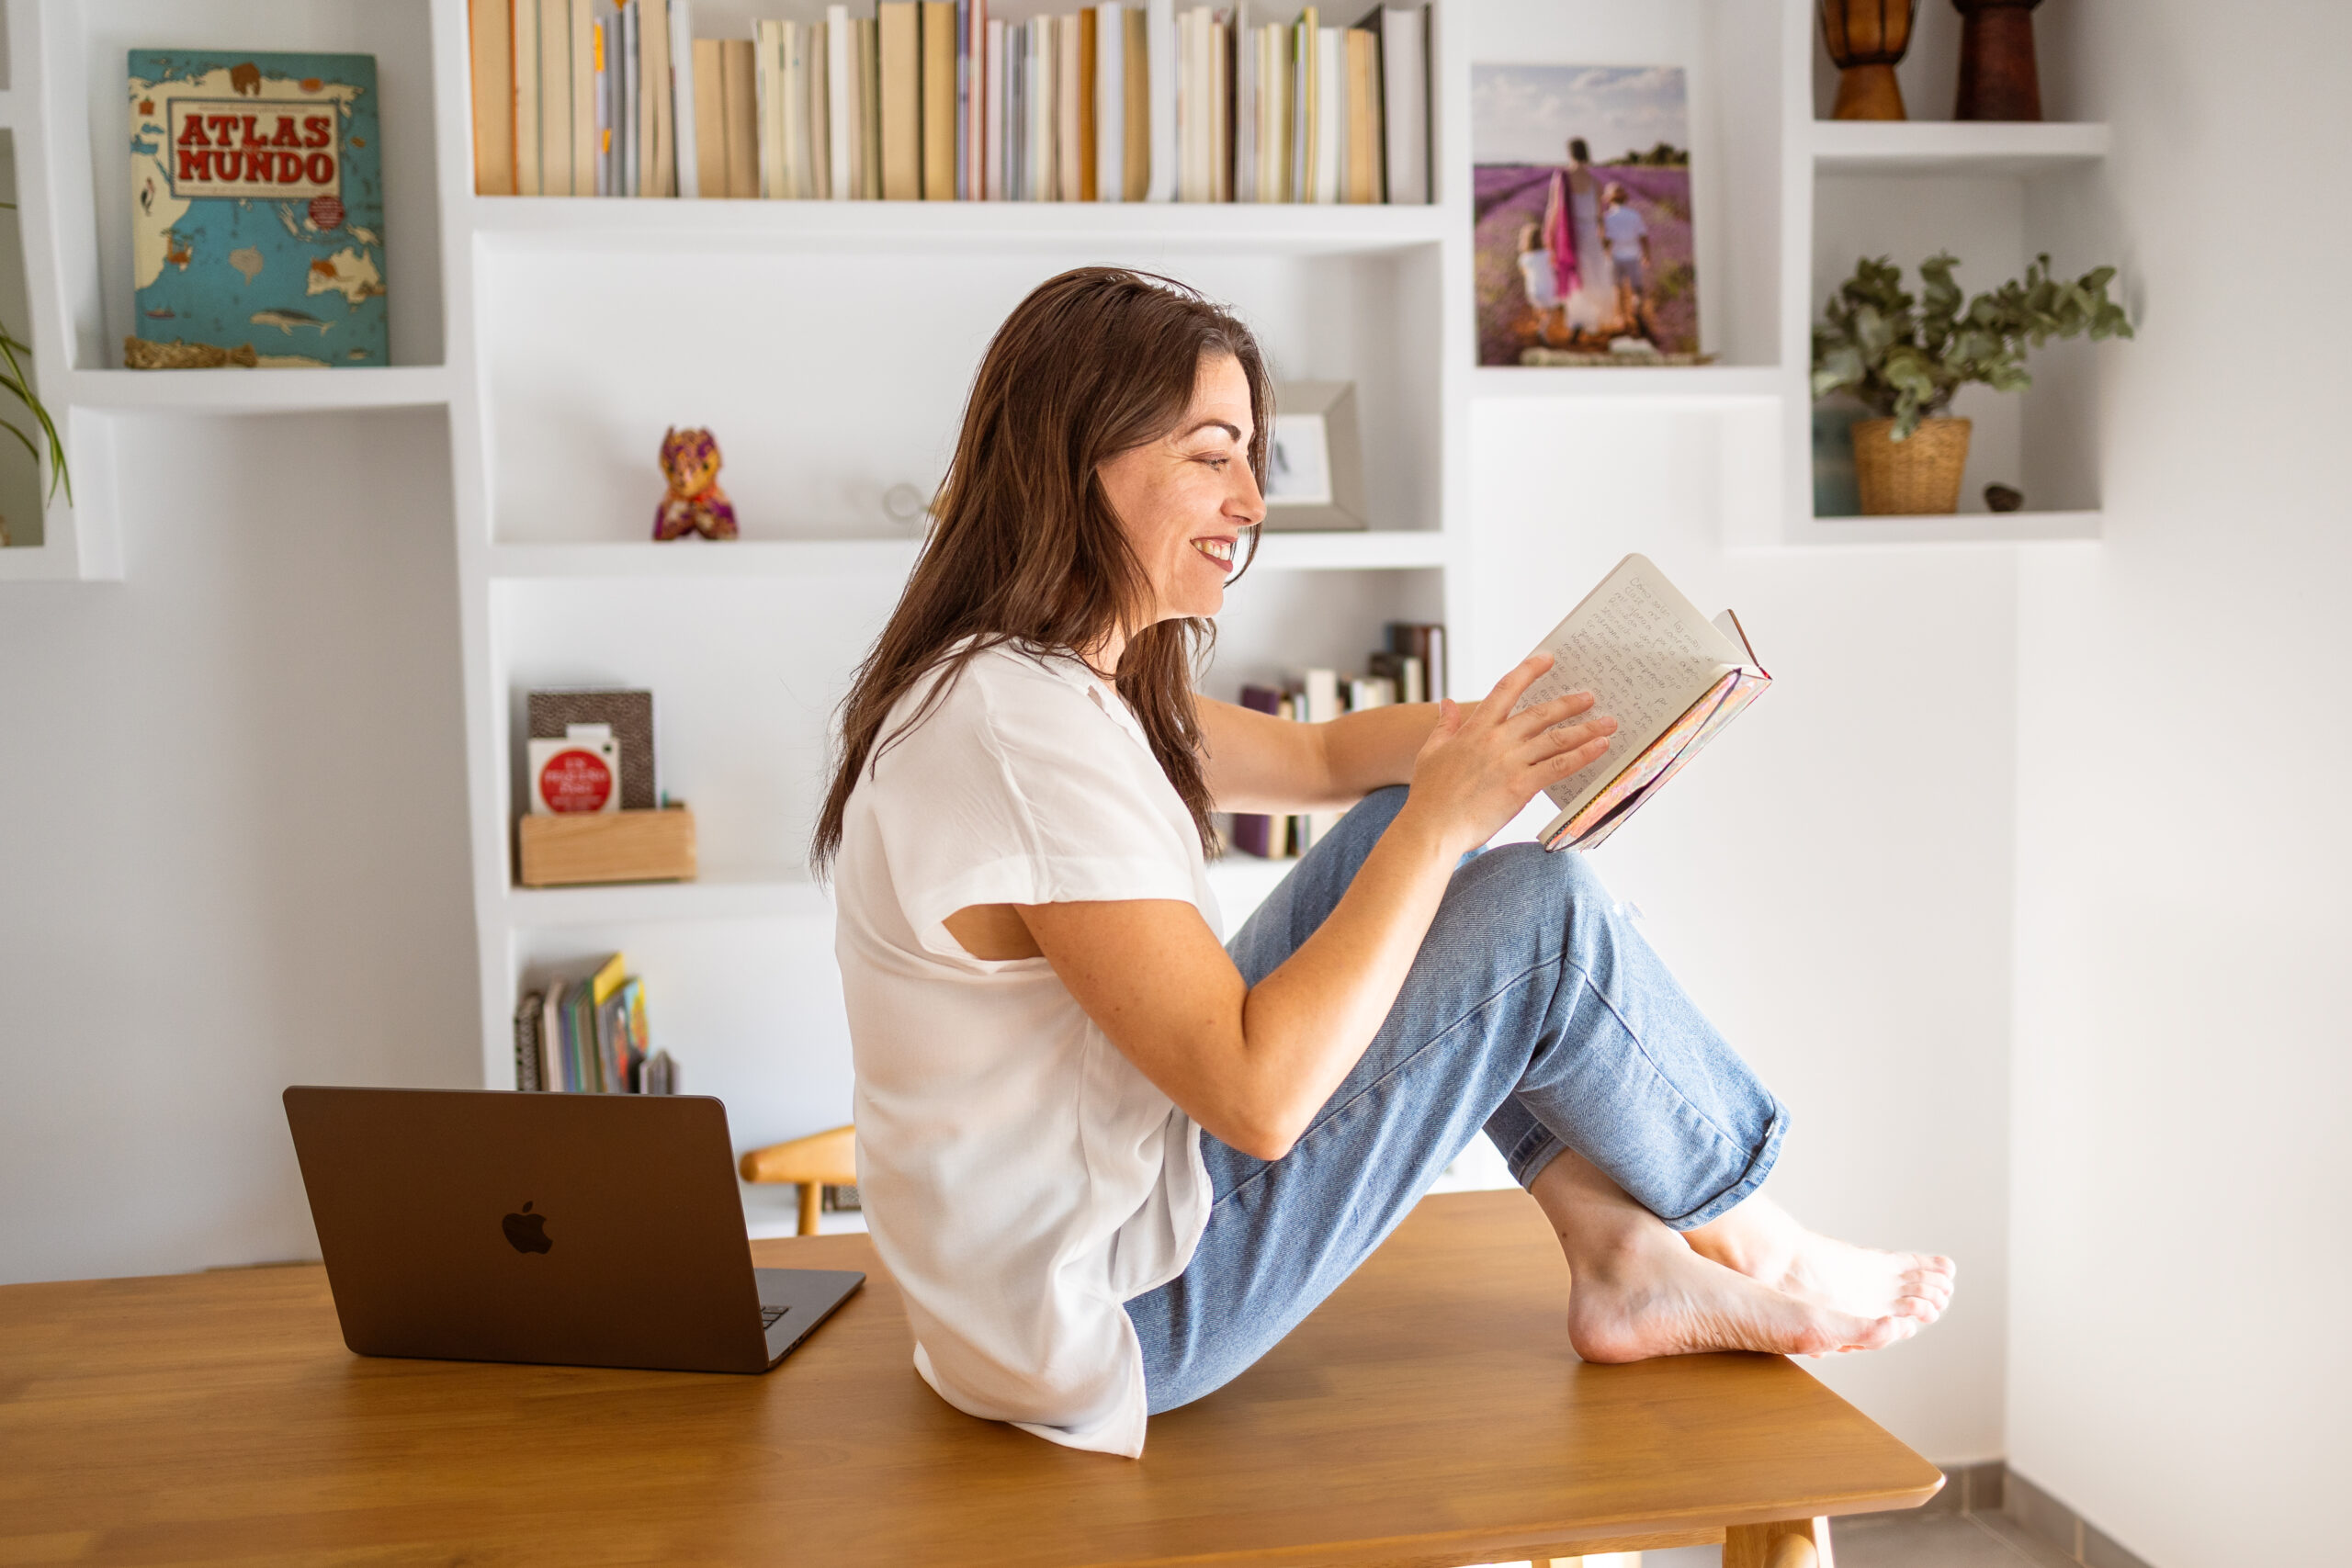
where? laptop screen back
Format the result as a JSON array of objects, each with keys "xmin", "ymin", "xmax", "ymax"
[{"xmin": 284, "ymin": 1087, "xmax": 774, "ymax": 1374}]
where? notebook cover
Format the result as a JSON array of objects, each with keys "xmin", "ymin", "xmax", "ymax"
[{"xmin": 129, "ymin": 50, "xmax": 387, "ymax": 367}]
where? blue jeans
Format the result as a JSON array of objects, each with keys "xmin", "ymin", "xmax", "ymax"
[{"xmin": 1125, "ymin": 786, "xmax": 1785, "ymax": 1413}]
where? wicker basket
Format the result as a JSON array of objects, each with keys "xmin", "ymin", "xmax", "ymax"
[{"xmin": 1851, "ymin": 416, "xmax": 1972, "ymax": 515}]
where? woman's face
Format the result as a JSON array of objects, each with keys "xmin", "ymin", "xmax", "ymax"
[{"xmin": 1095, "ymin": 351, "xmax": 1264, "ymax": 631}]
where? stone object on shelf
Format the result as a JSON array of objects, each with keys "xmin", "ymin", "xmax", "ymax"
[
  {"xmin": 1953, "ymin": 0, "xmax": 2044, "ymax": 122},
  {"xmin": 1984, "ymin": 483, "xmax": 2024, "ymax": 513},
  {"xmin": 1819, "ymin": 0, "xmax": 1919, "ymax": 120},
  {"xmin": 653, "ymin": 426, "xmax": 738, "ymax": 540},
  {"xmin": 517, "ymin": 806, "xmax": 698, "ymax": 887}
]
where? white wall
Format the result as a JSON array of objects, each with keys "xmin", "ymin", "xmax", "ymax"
[
  {"xmin": 0, "ymin": 409, "xmax": 477, "ymax": 1284},
  {"xmin": 2005, "ymin": 6, "xmax": 2352, "ymax": 1566}
]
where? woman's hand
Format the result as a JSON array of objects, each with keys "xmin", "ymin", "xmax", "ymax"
[{"xmin": 1396, "ymin": 654, "xmax": 1615, "ymax": 858}]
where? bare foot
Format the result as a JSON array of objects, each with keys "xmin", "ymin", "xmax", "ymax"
[
  {"xmin": 1563, "ymin": 1226, "xmax": 1912, "ymax": 1363},
  {"xmin": 1685, "ymin": 1194, "xmax": 1955, "ymax": 1327},
  {"xmin": 1531, "ymin": 1150, "xmax": 1914, "ymax": 1363}
]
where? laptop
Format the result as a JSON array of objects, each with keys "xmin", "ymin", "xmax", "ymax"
[{"xmin": 283, "ymin": 1086, "xmax": 863, "ymax": 1375}]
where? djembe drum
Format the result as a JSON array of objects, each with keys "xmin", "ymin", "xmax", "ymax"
[{"xmin": 1819, "ymin": 0, "xmax": 1919, "ymax": 121}]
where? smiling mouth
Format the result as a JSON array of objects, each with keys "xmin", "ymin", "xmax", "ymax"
[{"xmin": 1192, "ymin": 537, "xmax": 1237, "ymax": 573}]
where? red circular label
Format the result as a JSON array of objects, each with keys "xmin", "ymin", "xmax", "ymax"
[
  {"xmin": 308, "ymin": 196, "xmax": 345, "ymax": 231},
  {"xmin": 538, "ymin": 749, "xmax": 614, "ymax": 813}
]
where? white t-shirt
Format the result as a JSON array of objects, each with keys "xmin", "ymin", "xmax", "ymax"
[{"xmin": 832, "ymin": 640, "xmax": 1217, "ymax": 1458}]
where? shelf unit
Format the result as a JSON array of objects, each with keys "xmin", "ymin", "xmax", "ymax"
[
  {"xmin": 0, "ymin": 0, "xmax": 2122, "ymax": 1151},
  {"xmin": 1768, "ymin": 3, "xmax": 2116, "ymax": 545}
]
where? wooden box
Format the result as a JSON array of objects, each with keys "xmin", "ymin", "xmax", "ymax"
[{"xmin": 516, "ymin": 807, "xmax": 696, "ymax": 887}]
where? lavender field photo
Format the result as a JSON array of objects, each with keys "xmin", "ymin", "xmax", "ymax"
[{"xmin": 1471, "ymin": 64, "xmax": 1701, "ymax": 367}]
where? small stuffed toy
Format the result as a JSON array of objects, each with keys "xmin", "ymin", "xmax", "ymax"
[{"xmin": 653, "ymin": 426, "xmax": 739, "ymax": 541}]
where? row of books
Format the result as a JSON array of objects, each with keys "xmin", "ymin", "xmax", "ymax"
[
  {"xmin": 1231, "ymin": 620, "xmax": 1443, "ymax": 859},
  {"xmin": 466, "ymin": 0, "xmax": 1431, "ymax": 204},
  {"xmin": 513, "ymin": 953, "xmax": 680, "ymax": 1093}
]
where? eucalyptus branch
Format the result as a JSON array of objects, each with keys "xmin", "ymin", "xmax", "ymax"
[{"xmin": 1812, "ymin": 252, "xmax": 2133, "ymax": 439}]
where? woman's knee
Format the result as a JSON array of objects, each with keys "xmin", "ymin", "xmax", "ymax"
[
  {"xmin": 1450, "ymin": 841, "xmax": 1616, "ymax": 942},
  {"xmin": 1346, "ymin": 784, "xmax": 1408, "ymax": 835}
]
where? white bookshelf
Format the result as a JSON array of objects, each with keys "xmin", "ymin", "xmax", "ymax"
[{"xmin": 0, "ymin": 0, "xmax": 2121, "ymax": 1151}]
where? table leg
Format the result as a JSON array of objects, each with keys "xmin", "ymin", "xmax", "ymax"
[{"xmin": 1724, "ymin": 1517, "xmax": 1834, "ymax": 1568}]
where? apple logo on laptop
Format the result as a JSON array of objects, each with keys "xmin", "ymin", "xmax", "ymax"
[{"xmin": 502, "ymin": 1201, "xmax": 553, "ymax": 1255}]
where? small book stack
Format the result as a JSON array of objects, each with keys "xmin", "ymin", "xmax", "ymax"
[
  {"xmin": 516, "ymin": 686, "xmax": 698, "ymax": 887},
  {"xmin": 467, "ymin": 0, "xmax": 1431, "ymax": 203},
  {"xmin": 1231, "ymin": 619, "xmax": 1442, "ymax": 860},
  {"xmin": 514, "ymin": 952, "xmax": 681, "ymax": 1093}
]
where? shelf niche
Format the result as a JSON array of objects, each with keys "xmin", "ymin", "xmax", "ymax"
[{"xmin": 481, "ymin": 237, "xmax": 1442, "ymax": 546}]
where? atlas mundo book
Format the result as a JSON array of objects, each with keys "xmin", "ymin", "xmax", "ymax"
[
  {"xmin": 1515, "ymin": 554, "xmax": 1771, "ymax": 852},
  {"xmin": 127, "ymin": 50, "xmax": 387, "ymax": 368}
]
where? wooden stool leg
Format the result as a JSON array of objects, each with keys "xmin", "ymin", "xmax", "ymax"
[
  {"xmin": 797, "ymin": 1181, "xmax": 821, "ymax": 1236},
  {"xmin": 1724, "ymin": 1517, "xmax": 1833, "ymax": 1568}
]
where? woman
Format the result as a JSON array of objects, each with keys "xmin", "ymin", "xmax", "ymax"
[
  {"xmin": 817, "ymin": 269, "xmax": 1953, "ymax": 1459},
  {"xmin": 1539, "ymin": 137, "xmax": 1617, "ymax": 342}
]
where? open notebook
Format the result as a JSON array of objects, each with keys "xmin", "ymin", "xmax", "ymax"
[{"xmin": 1513, "ymin": 554, "xmax": 1771, "ymax": 852}]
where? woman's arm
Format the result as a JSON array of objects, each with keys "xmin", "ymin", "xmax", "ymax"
[
  {"xmin": 987, "ymin": 657, "xmax": 1613, "ymax": 1160},
  {"xmin": 1197, "ymin": 695, "xmax": 1440, "ymax": 814}
]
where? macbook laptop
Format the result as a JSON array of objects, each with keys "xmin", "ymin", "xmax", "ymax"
[{"xmin": 284, "ymin": 1086, "xmax": 863, "ymax": 1374}]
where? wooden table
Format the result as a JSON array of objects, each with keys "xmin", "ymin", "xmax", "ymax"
[{"xmin": 0, "ymin": 1190, "xmax": 1939, "ymax": 1567}]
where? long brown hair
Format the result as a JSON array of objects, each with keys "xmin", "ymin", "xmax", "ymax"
[{"xmin": 810, "ymin": 267, "xmax": 1272, "ymax": 872}]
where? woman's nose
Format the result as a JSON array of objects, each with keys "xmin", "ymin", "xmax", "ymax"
[{"xmin": 1231, "ymin": 463, "xmax": 1266, "ymax": 525}]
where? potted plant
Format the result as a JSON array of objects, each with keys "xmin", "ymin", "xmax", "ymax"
[
  {"xmin": 1811, "ymin": 252, "xmax": 2130, "ymax": 515},
  {"xmin": 0, "ymin": 200, "xmax": 68, "ymax": 549}
]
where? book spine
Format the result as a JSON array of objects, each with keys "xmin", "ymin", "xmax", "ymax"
[
  {"xmin": 1032, "ymin": 17, "xmax": 1055, "ymax": 201},
  {"xmin": 985, "ymin": 17, "xmax": 1005, "ymax": 198},
  {"xmin": 922, "ymin": 0, "xmax": 956, "ymax": 198},
  {"xmin": 723, "ymin": 38, "xmax": 759, "ymax": 197},
  {"xmin": 954, "ymin": 0, "xmax": 970, "ymax": 197},
  {"xmin": 1234, "ymin": 9, "xmax": 1255, "ymax": 202},
  {"xmin": 571, "ymin": 0, "xmax": 596, "ymax": 194},
  {"xmin": 514, "ymin": 0, "xmax": 542, "ymax": 194},
  {"xmin": 1145, "ymin": 0, "xmax": 1174, "ymax": 199},
  {"xmin": 513, "ymin": 990, "xmax": 543, "ymax": 1090},
  {"xmin": 692, "ymin": 39, "xmax": 726, "ymax": 196},
  {"xmin": 967, "ymin": 0, "xmax": 987, "ymax": 197},
  {"xmin": 1080, "ymin": 8, "xmax": 1099, "ymax": 200},
  {"xmin": 540, "ymin": 0, "xmax": 573, "ymax": 195},
  {"xmin": 827, "ymin": 6, "xmax": 854, "ymax": 197},
  {"xmin": 755, "ymin": 19, "xmax": 780, "ymax": 197},
  {"xmin": 639, "ymin": 0, "xmax": 670, "ymax": 196},
  {"xmin": 808, "ymin": 20, "xmax": 831, "ymax": 197},
  {"xmin": 878, "ymin": 1, "xmax": 921, "ymax": 199},
  {"xmin": 1057, "ymin": 11, "xmax": 1081, "ymax": 201},
  {"xmin": 668, "ymin": 0, "xmax": 697, "ymax": 196},
  {"xmin": 1095, "ymin": 6, "xmax": 1120, "ymax": 202},
  {"xmin": 472, "ymin": 0, "xmax": 518, "ymax": 195}
]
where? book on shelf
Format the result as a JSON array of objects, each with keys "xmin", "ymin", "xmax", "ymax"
[
  {"xmin": 127, "ymin": 51, "xmax": 389, "ymax": 369},
  {"xmin": 516, "ymin": 953, "xmax": 679, "ymax": 1093},
  {"xmin": 722, "ymin": 38, "xmax": 760, "ymax": 197},
  {"xmin": 465, "ymin": 0, "xmax": 1431, "ymax": 204},
  {"xmin": 1226, "ymin": 621, "xmax": 1442, "ymax": 862},
  {"xmin": 1515, "ymin": 555, "xmax": 1771, "ymax": 853},
  {"xmin": 528, "ymin": 687, "xmax": 659, "ymax": 808}
]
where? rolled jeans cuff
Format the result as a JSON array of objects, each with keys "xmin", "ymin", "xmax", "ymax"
[
  {"xmin": 1500, "ymin": 1098, "xmax": 1789, "ymax": 1234},
  {"xmin": 1659, "ymin": 1100, "xmax": 1788, "ymax": 1232}
]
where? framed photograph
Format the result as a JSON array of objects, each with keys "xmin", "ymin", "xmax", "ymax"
[
  {"xmin": 1262, "ymin": 381, "xmax": 1367, "ymax": 532},
  {"xmin": 1472, "ymin": 64, "xmax": 1702, "ymax": 367}
]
